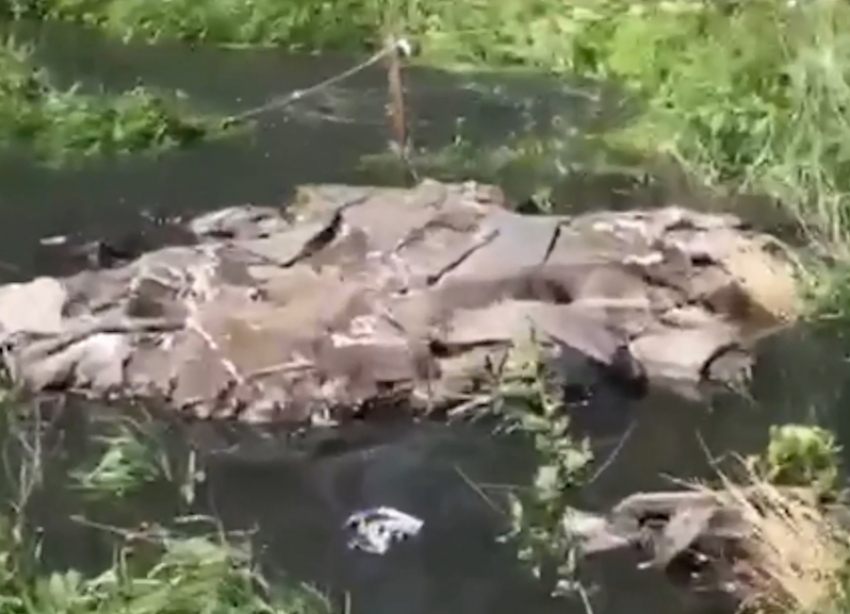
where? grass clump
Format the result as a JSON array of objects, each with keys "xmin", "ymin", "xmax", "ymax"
[
  {"xmin": 711, "ymin": 470, "xmax": 850, "ymax": 614},
  {"xmin": 0, "ymin": 37, "xmax": 233, "ymax": 164},
  {"xmin": 70, "ymin": 417, "xmax": 170, "ymax": 501},
  {"xmin": 752, "ymin": 424, "xmax": 842, "ymax": 497},
  {"xmin": 686, "ymin": 424, "xmax": 849, "ymax": 613}
]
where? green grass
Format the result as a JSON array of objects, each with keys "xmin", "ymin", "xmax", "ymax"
[
  {"xmin": 0, "ymin": 0, "xmax": 579, "ymax": 66},
  {"xmin": 561, "ymin": 1, "xmax": 850, "ymax": 235},
  {"xmin": 0, "ymin": 36, "xmax": 236, "ymax": 164},
  {"xmin": 0, "ymin": 0, "xmax": 622, "ymax": 67},
  {"xmin": 2, "ymin": 0, "xmax": 387, "ymax": 48},
  {"xmin": 540, "ymin": 0, "xmax": 850, "ymax": 318}
]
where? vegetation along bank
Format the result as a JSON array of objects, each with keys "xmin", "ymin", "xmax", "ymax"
[{"xmin": 0, "ymin": 36, "xmax": 237, "ymax": 164}]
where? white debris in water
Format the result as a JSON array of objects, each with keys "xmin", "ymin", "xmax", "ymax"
[
  {"xmin": 40, "ymin": 235, "xmax": 68, "ymax": 246},
  {"xmin": 344, "ymin": 506, "xmax": 424, "ymax": 555}
]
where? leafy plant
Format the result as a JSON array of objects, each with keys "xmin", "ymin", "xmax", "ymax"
[
  {"xmin": 0, "ymin": 512, "xmax": 331, "ymax": 614},
  {"xmin": 0, "ymin": 36, "xmax": 236, "ymax": 164},
  {"xmin": 750, "ymin": 423, "xmax": 842, "ymax": 496},
  {"xmin": 70, "ymin": 417, "xmax": 169, "ymax": 501},
  {"xmin": 488, "ymin": 333, "xmax": 594, "ymax": 597}
]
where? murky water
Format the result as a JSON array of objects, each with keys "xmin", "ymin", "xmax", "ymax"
[{"xmin": 2, "ymin": 20, "xmax": 850, "ymax": 614}]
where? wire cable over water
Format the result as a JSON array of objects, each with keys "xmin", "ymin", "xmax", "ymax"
[{"xmin": 226, "ymin": 38, "xmax": 412, "ymax": 123}]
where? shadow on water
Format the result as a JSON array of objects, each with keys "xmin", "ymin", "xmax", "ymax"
[{"xmin": 1, "ymin": 20, "xmax": 850, "ymax": 614}]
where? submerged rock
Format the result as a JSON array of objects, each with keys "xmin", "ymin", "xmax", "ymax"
[{"xmin": 0, "ymin": 180, "xmax": 800, "ymax": 423}]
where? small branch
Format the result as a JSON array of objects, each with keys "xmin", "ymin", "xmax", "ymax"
[{"xmin": 586, "ymin": 418, "xmax": 637, "ymax": 485}]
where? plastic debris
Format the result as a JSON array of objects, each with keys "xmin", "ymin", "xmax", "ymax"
[
  {"xmin": 344, "ymin": 506, "xmax": 424, "ymax": 555},
  {"xmin": 40, "ymin": 235, "xmax": 68, "ymax": 246}
]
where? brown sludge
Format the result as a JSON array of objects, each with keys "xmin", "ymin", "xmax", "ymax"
[{"xmin": 0, "ymin": 179, "xmax": 800, "ymax": 424}]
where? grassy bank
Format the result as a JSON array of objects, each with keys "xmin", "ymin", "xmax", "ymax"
[
  {"xmin": 2, "ymin": 0, "xmax": 385, "ymax": 47},
  {"xmin": 515, "ymin": 0, "xmax": 850, "ymax": 317},
  {"xmin": 3, "ymin": 0, "xmax": 574, "ymax": 54},
  {"xmin": 0, "ymin": 0, "xmax": 650, "ymax": 68},
  {"xmin": 0, "ymin": 36, "xmax": 234, "ymax": 164},
  {"xmin": 555, "ymin": 1, "xmax": 850, "ymax": 302}
]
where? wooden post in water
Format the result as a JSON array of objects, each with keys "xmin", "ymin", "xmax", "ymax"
[{"xmin": 384, "ymin": 34, "xmax": 416, "ymax": 183}]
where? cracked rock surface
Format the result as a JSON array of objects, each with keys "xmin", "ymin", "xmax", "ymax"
[{"xmin": 0, "ymin": 180, "xmax": 800, "ymax": 423}]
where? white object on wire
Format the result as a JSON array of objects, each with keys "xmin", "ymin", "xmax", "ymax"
[{"xmin": 395, "ymin": 38, "xmax": 413, "ymax": 58}]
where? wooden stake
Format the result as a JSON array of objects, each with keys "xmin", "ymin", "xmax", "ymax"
[{"xmin": 384, "ymin": 35, "xmax": 411, "ymax": 162}]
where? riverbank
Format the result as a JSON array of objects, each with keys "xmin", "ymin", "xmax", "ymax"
[{"xmin": 550, "ymin": 0, "xmax": 850, "ymax": 320}]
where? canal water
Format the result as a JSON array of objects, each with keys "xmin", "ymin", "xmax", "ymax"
[{"xmin": 1, "ymin": 20, "xmax": 849, "ymax": 614}]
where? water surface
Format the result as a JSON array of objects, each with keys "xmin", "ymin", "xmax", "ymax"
[{"xmin": 1, "ymin": 21, "xmax": 849, "ymax": 614}]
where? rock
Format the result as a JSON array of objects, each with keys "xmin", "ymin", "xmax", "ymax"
[
  {"xmin": 0, "ymin": 277, "xmax": 66, "ymax": 336},
  {"xmin": 0, "ymin": 179, "xmax": 800, "ymax": 424},
  {"xmin": 188, "ymin": 204, "xmax": 291, "ymax": 240},
  {"xmin": 562, "ymin": 484, "xmax": 842, "ymax": 604}
]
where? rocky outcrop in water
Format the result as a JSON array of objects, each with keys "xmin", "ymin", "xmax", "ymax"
[{"xmin": 0, "ymin": 180, "xmax": 799, "ymax": 423}]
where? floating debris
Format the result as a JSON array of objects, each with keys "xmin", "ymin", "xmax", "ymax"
[
  {"xmin": 39, "ymin": 235, "xmax": 68, "ymax": 246},
  {"xmin": 344, "ymin": 506, "xmax": 424, "ymax": 555}
]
